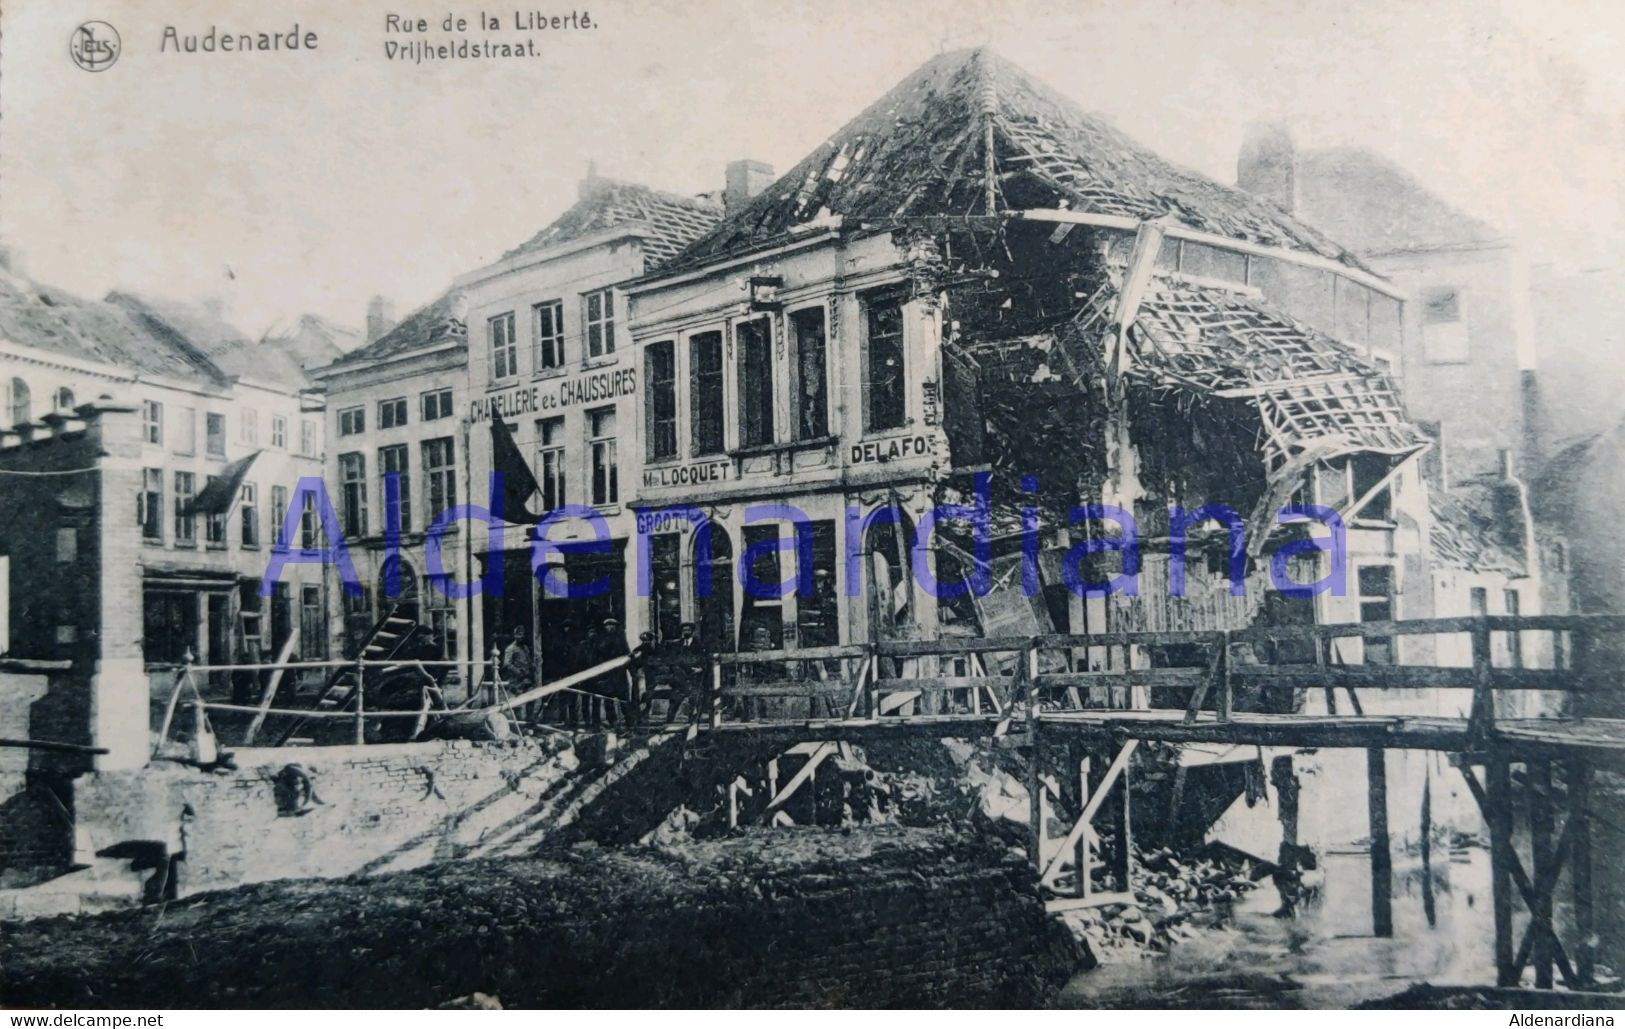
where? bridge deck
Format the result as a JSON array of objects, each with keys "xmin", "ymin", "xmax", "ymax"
[{"xmin": 697, "ymin": 711, "xmax": 1625, "ymax": 765}]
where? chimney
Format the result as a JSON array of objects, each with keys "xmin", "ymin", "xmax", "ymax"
[
  {"xmin": 1237, "ymin": 123, "xmax": 1297, "ymax": 213},
  {"xmin": 578, "ymin": 160, "xmax": 605, "ymax": 201},
  {"xmin": 724, "ymin": 159, "xmax": 774, "ymax": 213},
  {"xmin": 366, "ymin": 295, "xmax": 397, "ymax": 344}
]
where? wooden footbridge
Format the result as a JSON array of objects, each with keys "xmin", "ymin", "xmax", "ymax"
[
  {"xmin": 166, "ymin": 612, "xmax": 1625, "ymax": 994},
  {"xmin": 634, "ymin": 613, "xmax": 1624, "ymax": 993}
]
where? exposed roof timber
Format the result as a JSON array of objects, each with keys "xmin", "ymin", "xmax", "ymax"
[
  {"xmin": 1014, "ymin": 209, "xmax": 1406, "ymax": 301},
  {"xmin": 1341, "ymin": 449, "xmax": 1422, "ymax": 523}
]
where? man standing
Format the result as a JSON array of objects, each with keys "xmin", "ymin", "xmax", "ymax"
[{"xmin": 501, "ymin": 627, "xmax": 534, "ymax": 718}]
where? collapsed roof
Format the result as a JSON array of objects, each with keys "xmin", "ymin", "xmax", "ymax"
[
  {"xmin": 668, "ymin": 47, "xmax": 1368, "ymax": 273},
  {"xmin": 0, "ymin": 271, "xmax": 228, "ymax": 389},
  {"xmin": 1084, "ymin": 276, "xmax": 1426, "ymax": 474},
  {"xmin": 503, "ymin": 177, "xmax": 722, "ymax": 271},
  {"xmin": 319, "ymin": 291, "xmax": 467, "ymax": 372}
]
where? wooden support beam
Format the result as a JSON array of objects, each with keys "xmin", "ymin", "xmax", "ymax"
[
  {"xmin": 1368, "ymin": 747, "xmax": 1393, "ymax": 937},
  {"xmin": 242, "ymin": 632, "xmax": 300, "ymax": 745},
  {"xmin": 1040, "ymin": 740, "xmax": 1139, "ymax": 885},
  {"xmin": 1488, "ymin": 757, "xmax": 1517, "ymax": 986},
  {"xmin": 1572, "ymin": 759, "xmax": 1596, "ymax": 987},
  {"xmin": 1461, "ymin": 762, "xmax": 1580, "ymax": 987},
  {"xmin": 760, "ymin": 743, "xmax": 834, "ymax": 822},
  {"xmin": 1530, "ymin": 759, "xmax": 1556, "ymax": 989}
]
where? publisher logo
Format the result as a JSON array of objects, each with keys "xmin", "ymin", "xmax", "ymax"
[{"xmin": 69, "ymin": 21, "xmax": 120, "ymax": 71}]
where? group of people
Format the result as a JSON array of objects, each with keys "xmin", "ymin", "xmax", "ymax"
[{"xmin": 498, "ymin": 616, "xmax": 635, "ymax": 728}]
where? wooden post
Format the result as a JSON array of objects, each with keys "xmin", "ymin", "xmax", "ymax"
[
  {"xmin": 1530, "ymin": 758, "xmax": 1555, "ymax": 989},
  {"xmin": 1216, "ymin": 630, "xmax": 1232, "ymax": 721},
  {"xmin": 1118, "ymin": 742, "xmax": 1134, "ymax": 893},
  {"xmin": 709, "ymin": 657, "xmax": 723, "ymax": 728},
  {"xmin": 1488, "ymin": 755, "xmax": 1517, "ymax": 986},
  {"xmin": 1469, "ymin": 617, "xmax": 1494, "ymax": 739},
  {"xmin": 353, "ymin": 653, "xmax": 366, "ymax": 746},
  {"xmin": 1367, "ymin": 747, "xmax": 1392, "ymax": 937},
  {"xmin": 1077, "ymin": 754, "xmax": 1092, "ymax": 900},
  {"xmin": 1571, "ymin": 759, "xmax": 1595, "ymax": 987},
  {"xmin": 1022, "ymin": 643, "xmax": 1042, "ymax": 867}
]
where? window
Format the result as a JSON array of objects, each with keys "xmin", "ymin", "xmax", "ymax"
[
  {"xmin": 740, "ymin": 523, "xmax": 785, "ymax": 650},
  {"xmin": 379, "ymin": 443, "xmax": 411, "ymax": 533},
  {"xmin": 1357, "ymin": 564, "xmax": 1396, "ymax": 665},
  {"xmin": 1348, "ymin": 453, "xmax": 1393, "ymax": 522},
  {"xmin": 584, "ymin": 289, "xmax": 615, "ymax": 359},
  {"xmin": 205, "ymin": 412, "xmax": 226, "ymax": 457},
  {"xmin": 174, "ymin": 471, "xmax": 196, "ymax": 545},
  {"xmin": 55, "ymin": 387, "xmax": 75, "ymax": 412},
  {"xmin": 690, "ymin": 331, "xmax": 725, "ymax": 456},
  {"xmin": 791, "ymin": 307, "xmax": 829, "ymax": 440},
  {"xmin": 301, "ymin": 585, "xmax": 327, "ymax": 660},
  {"xmin": 420, "ymin": 388, "xmax": 453, "ymax": 421},
  {"xmin": 141, "ymin": 399, "xmax": 162, "ymax": 444},
  {"xmin": 489, "ymin": 311, "xmax": 518, "ymax": 380},
  {"xmin": 864, "ymin": 294, "xmax": 907, "ymax": 431},
  {"xmin": 649, "ymin": 533, "xmax": 683, "ymax": 643},
  {"xmin": 797, "ymin": 521, "xmax": 840, "ymax": 646},
  {"xmin": 300, "ymin": 418, "xmax": 317, "ymax": 456},
  {"xmin": 1504, "ymin": 588, "xmax": 1524, "ymax": 668},
  {"xmin": 1421, "ymin": 285, "xmax": 1469, "ymax": 364},
  {"xmin": 204, "ymin": 477, "xmax": 227, "ymax": 547},
  {"xmin": 300, "ymin": 490, "xmax": 318, "ymax": 549},
  {"xmin": 587, "ymin": 407, "xmax": 617, "ymax": 506},
  {"xmin": 143, "ymin": 591, "xmax": 196, "ymax": 665},
  {"xmin": 533, "ymin": 300, "xmax": 565, "ymax": 371},
  {"xmin": 537, "ymin": 416, "xmax": 566, "ymax": 511},
  {"xmin": 172, "ymin": 407, "xmax": 195, "ymax": 455},
  {"xmin": 378, "ymin": 397, "xmax": 408, "ymax": 430},
  {"xmin": 646, "ymin": 341, "xmax": 677, "ymax": 461},
  {"xmin": 422, "ymin": 575, "xmax": 457, "ymax": 660},
  {"xmin": 240, "ymin": 483, "xmax": 259, "ymax": 549},
  {"xmin": 241, "ymin": 409, "xmax": 258, "ymax": 446},
  {"xmin": 271, "ymin": 415, "xmax": 287, "ymax": 449},
  {"xmin": 736, "ymin": 318, "xmax": 774, "ymax": 447},
  {"xmin": 8, "ymin": 378, "xmax": 31, "ymax": 428},
  {"xmin": 139, "ymin": 468, "xmax": 163, "ymax": 541},
  {"xmin": 56, "ymin": 527, "xmax": 77, "ymax": 563},
  {"xmin": 339, "ymin": 452, "xmax": 368, "ymax": 538},
  {"xmin": 422, "ymin": 437, "xmax": 456, "ymax": 521},
  {"xmin": 338, "ymin": 407, "xmax": 365, "ymax": 437},
  {"xmin": 270, "ymin": 485, "xmax": 289, "ymax": 547}
]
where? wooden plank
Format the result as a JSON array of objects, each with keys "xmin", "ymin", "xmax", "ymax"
[
  {"xmin": 874, "ymin": 636, "xmax": 1032, "ymax": 658},
  {"xmin": 1368, "ymin": 748, "xmax": 1393, "ymax": 937},
  {"xmin": 243, "ymin": 632, "xmax": 303, "ymax": 745},
  {"xmin": 1232, "ymin": 665, "xmax": 1477, "ymax": 688},
  {"xmin": 721, "ymin": 681, "xmax": 851, "ymax": 698},
  {"xmin": 1044, "ymin": 891, "xmax": 1137, "ymax": 914},
  {"xmin": 1034, "ymin": 668, "xmax": 1207, "ymax": 689},
  {"xmin": 714, "ymin": 644, "xmax": 867, "ymax": 665}
]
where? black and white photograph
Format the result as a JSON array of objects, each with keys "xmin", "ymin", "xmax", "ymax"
[{"xmin": 0, "ymin": 0, "xmax": 1623, "ymax": 1013}]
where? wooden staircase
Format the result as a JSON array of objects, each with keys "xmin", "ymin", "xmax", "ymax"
[{"xmin": 273, "ymin": 605, "xmax": 420, "ymax": 746}]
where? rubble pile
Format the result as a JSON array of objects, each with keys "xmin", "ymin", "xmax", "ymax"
[{"xmin": 1062, "ymin": 844, "xmax": 1263, "ymax": 962}]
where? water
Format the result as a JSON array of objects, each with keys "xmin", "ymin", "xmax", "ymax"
[{"xmin": 1059, "ymin": 848, "xmax": 1498, "ymax": 1008}]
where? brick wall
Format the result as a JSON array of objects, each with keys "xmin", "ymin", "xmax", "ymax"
[
  {"xmin": 71, "ymin": 738, "xmax": 579, "ymax": 893},
  {"xmin": 2, "ymin": 826, "xmax": 1083, "ymax": 1008}
]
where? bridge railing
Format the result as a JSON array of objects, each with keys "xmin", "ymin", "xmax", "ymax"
[{"xmin": 630, "ymin": 614, "xmax": 1623, "ymax": 735}]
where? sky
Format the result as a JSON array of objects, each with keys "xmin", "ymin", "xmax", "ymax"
[{"xmin": 2, "ymin": 0, "xmax": 1623, "ymax": 337}]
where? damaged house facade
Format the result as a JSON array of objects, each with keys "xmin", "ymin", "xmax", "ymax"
[{"xmin": 621, "ymin": 49, "xmax": 1538, "ymax": 853}]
